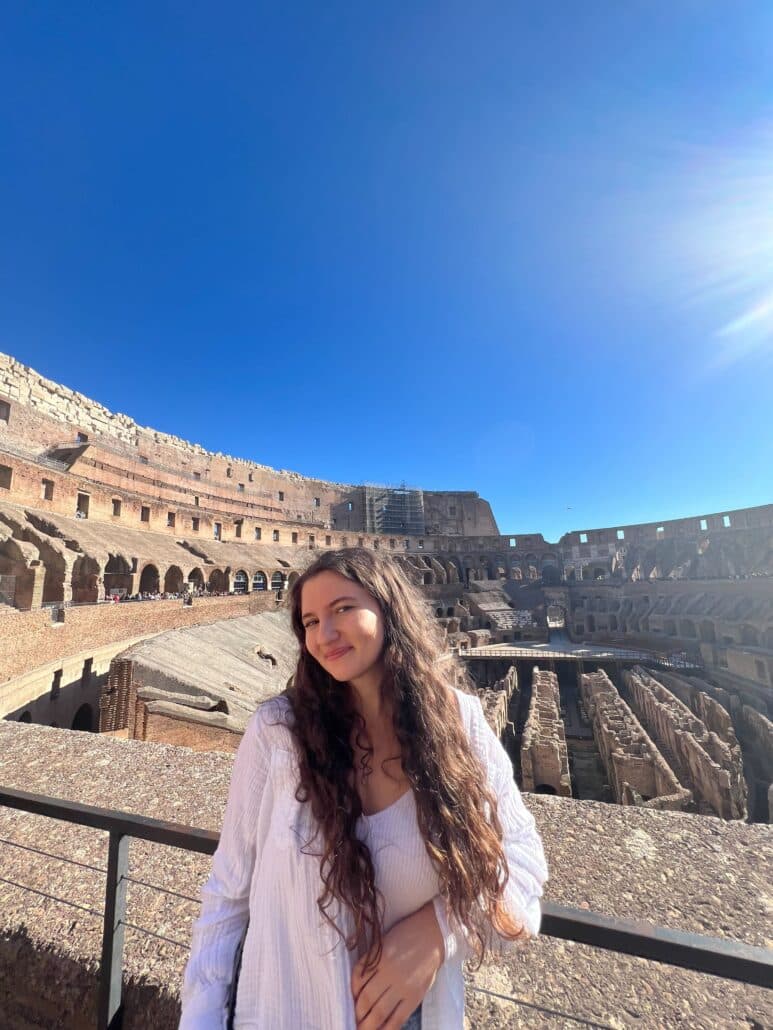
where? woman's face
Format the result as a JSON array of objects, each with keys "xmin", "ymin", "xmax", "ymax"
[{"xmin": 300, "ymin": 570, "xmax": 386, "ymax": 686}]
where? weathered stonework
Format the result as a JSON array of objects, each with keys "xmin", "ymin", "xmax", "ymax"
[
  {"xmin": 521, "ymin": 668, "xmax": 571, "ymax": 796},
  {"xmin": 477, "ymin": 665, "xmax": 518, "ymax": 737},
  {"xmin": 622, "ymin": 666, "xmax": 747, "ymax": 819},
  {"xmin": 99, "ymin": 610, "xmax": 295, "ymax": 752},
  {"xmin": 737, "ymin": 705, "xmax": 773, "ymax": 821},
  {"xmin": 580, "ymin": 670, "xmax": 691, "ymax": 810}
]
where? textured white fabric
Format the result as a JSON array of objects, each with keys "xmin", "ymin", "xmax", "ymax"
[
  {"xmin": 355, "ymin": 787, "xmax": 441, "ymax": 957},
  {"xmin": 179, "ymin": 689, "xmax": 548, "ymax": 1029}
]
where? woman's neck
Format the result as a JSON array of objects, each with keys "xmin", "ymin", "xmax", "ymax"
[{"xmin": 349, "ymin": 669, "xmax": 392, "ymax": 740}]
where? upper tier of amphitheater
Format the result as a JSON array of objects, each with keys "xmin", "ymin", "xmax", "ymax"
[{"xmin": 3, "ymin": 351, "xmax": 772, "ymax": 560}]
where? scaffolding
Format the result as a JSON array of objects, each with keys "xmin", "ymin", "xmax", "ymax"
[{"xmin": 362, "ymin": 484, "xmax": 425, "ymax": 536}]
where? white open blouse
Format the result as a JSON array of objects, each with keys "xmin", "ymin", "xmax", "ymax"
[{"xmin": 179, "ymin": 688, "xmax": 548, "ymax": 1029}]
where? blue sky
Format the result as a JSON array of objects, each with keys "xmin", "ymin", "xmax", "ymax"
[{"xmin": 1, "ymin": 2, "xmax": 772, "ymax": 540}]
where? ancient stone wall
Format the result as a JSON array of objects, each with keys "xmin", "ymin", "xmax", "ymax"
[
  {"xmin": 0, "ymin": 594, "xmax": 268, "ymax": 685},
  {"xmin": 580, "ymin": 670, "xmax": 690, "ymax": 810},
  {"xmin": 137, "ymin": 706, "xmax": 242, "ymax": 753},
  {"xmin": 0, "ymin": 353, "xmax": 499, "ymax": 547},
  {"xmin": 476, "ymin": 664, "xmax": 518, "ymax": 737},
  {"xmin": 521, "ymin": 668, "xmax": 571, "ymax": 796},
  {"xmin": 737, "ymin": 705, "xmax": 773, "ymax": 821},
  {"xmin": 622, "ymin": 667, "xmax": 746, "ymax": 819}
]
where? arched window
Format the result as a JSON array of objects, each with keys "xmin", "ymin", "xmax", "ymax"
[
  {"xmin": 271, "ymin": 572, "xmax": 284, "ymax": 591},
  {"xmin": 233, "ymin": 570, "xmax": 249, "ymax": 594},
  {"xmin": 253, "ymin": 571, "xmax": 267, "ymax": 591}
]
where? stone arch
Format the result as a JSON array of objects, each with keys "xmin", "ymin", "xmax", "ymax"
[
  {"xmin": 252, "ymin": 570, "xmax": 268, "ymax": 592},
  {"xmin": 139, "ymin": 563, "xmax": 160, "ymax": 594},
  {"xmin": 164, "ymin": 566, "xmax": 184, "ymax": 594},
  {"xmin": 436, "ymin": 607, "xmax": 443, "ymax": 617},
  {"xmin": 699, "ymin": 619, "xmax": 716, "ymax": 643},
  {"xmin": 71, "ymin": 555, "xmax": 101, "ymax": 604},
  {"xmin": 208, "ymin": 568, "xmax": 228, "ymax": 593},
  {"xmin": 540, "ymin": 553, "xmax": 560, "ymax": 575},
  {"xmin": 104, "ymin": 555, "xmax": 132, "ymax": 597},
  {"xmin": 534, "ymin": 784, "xmax": 558, "ymax": 795},
  {"xmin": 287, "ymin": 571, "xmax": 300, "ymax": 588},
  {"xmin": 511, "ymin": 566, "xmax": 523, "ymax": 581},
  {"xmin": 443, "ymin": 559, "xmax": 461, "ymax": 583},
  {"xmin": 541, "ymin": 564, "xmax": 561, "ymax": 586},
  {"xmin": 422, "ymin": 571, "xmax": 434, "ymax": 585},
  {"xmin": 271, "ymin": 571, "xmax": 285, "ymax": 591},
  {"xmin": 593, "ymin": 567, "xmax": 606, "ymax": 580},
  {"xmin": 72, "ymin": 703, "xmax": 94, "ymax": 732},
  {"xmin": 188, "ymin": 568, "xmax": 204, "ymax": 589},
  {"xmin": 233, "ymin": 569, "xmax": 249, "ymax": 594}
]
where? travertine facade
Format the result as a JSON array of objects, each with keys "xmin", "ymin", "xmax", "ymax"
[
  {"xmin": 622, "ymin": 666, "xmax": 746, "ymax": 819},
  {"xmin": 580, "ymin": 670, "xmax": 691, "ymax": 810},
  {"xmin": 521, "ymin": 668, "xmax": 571, "ymax": 796}
]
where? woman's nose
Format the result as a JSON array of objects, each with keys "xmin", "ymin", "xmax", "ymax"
[{"xmin": 319, "ymin": 618, "xmax": 339, "ymax": 643}]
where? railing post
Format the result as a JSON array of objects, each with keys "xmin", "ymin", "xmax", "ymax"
[{"xmin": 98, "ymin": 831, "xmax": 129, "ymax": 1030}]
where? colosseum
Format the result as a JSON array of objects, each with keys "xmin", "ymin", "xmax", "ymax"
[{"xmin": 1, "ymin": 350, "xmax": 771, "ymax": 1027}]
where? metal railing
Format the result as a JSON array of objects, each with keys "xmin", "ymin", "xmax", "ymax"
[
  {"xmin": 462, "ymin": 644, "xmax": 703, "ymax": 670},
  {"xmin": 0, "ymin": 786, "xmax": 770, "ymax": 1029}
]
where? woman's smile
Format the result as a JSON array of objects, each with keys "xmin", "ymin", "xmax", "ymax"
[{"xmin": 325, "ymin": 645, "xmax": 353, "ymax": 661}]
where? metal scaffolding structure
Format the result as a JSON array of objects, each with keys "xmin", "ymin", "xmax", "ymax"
[{"xmin": 362, "ymin": 484, "xmax": 425, "ymax": 536}]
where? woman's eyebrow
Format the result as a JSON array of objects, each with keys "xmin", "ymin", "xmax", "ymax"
[{"xmin": 301, "ymin": 595, "xmax": 358, "ymax": 620}]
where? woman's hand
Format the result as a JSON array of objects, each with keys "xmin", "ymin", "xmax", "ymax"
[{"xmin": 351, "ymin": 900, "xmax": 444, "ymax": 1029}]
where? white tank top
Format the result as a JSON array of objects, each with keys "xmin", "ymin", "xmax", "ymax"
[{"xmin": 354, "ymin": 788, "xmax": 440, "ymax": 951}]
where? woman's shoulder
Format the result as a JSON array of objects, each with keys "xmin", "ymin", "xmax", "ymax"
[{"xmin": 245, "ymin": 692, "xmax": 296, "ymax": 754}]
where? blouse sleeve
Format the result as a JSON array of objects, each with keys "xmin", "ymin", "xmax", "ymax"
[
  {"xmin": 179, "ymin": 705, "xmax": 274, "ymax": 1028},
  {"xmin": 433, "ymin": 694, "xmax": 549, "ymax": 963}
]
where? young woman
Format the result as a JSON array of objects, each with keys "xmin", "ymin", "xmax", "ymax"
[{"xmin": 180, "ymin": 548, "xmax": 548, "ymax": 1029}]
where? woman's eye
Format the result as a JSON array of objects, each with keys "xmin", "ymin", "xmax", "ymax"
[{"xmin": 303, "ymin": 620, "xmax": 317, "ymax": 630}]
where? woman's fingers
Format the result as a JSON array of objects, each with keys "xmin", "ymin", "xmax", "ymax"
[
  {"xmin": 351, "ymin": 956, "xmax": 377, "ymax": 1003},
  {"xmin": 355, "ymin": 981, "xmax": 394, "ymax": 1029},
  {"xmin": 378, "ymin": 1001, "xmax": 412, "ymax": 1030}
]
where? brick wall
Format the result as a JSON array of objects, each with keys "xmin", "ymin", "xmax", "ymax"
[
  {"xmin": 0, "ymin": 594, "xmax": 278, "ymax": 683},
  {"xmin": 142, "ymin": 709, "xmax": 242, "ymax": 753}
]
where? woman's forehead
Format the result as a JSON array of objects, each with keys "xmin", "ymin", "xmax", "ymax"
[{"xmin": 301, "ymin": 570, "xmax": 364, "ymax": 607}]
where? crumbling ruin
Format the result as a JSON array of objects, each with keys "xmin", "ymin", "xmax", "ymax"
[
  {"xmin": 580, "ymin": 670, "xmax": 691, "ymax": 810},
  {"xmin": 521, "ymin": 668, "xmax": 572, "ymax": 796},
  {"xmin": 622, "ymin": 666, "xmax": 746, "ymax": 819}
]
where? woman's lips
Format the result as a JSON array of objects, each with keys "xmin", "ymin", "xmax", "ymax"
[{"xmin": 324, "ymin": 646, "xmax": 352, "ymax": 661}]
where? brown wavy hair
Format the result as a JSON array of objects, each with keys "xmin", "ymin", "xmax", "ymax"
[{"xmin": 281, "ymin": 547, "xmax": 523, "ymax": 969}]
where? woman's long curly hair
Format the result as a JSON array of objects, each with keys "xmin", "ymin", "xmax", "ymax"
[{"xmin": 283, "ymin": 547, "xmax": 523, "ymax": 969}]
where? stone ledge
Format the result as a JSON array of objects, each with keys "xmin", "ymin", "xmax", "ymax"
[{"xmin": 0, "ymin": 721, "xmax": 771, "ymax": 1028}]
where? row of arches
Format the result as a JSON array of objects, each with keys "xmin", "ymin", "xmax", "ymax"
[
  {"xmin": 99, "ymin": 558, "xmax": 303, "ymax": 600},
  {"xmin": 16, "ymin": 703, "xmax": 94, "ymax": 731}
]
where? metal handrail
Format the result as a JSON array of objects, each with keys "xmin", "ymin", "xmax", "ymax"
[
  {"xmin": 462, "ymin": 644, "xmax": 703, "ymax": 669},
  {"xmin": 0, "ymin": 786, "xmax": 770, "ymax": 1030}
]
